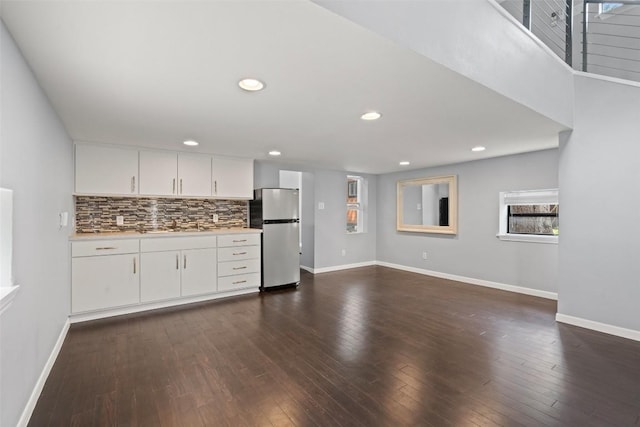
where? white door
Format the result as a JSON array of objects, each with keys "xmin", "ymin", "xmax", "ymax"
[
  {"xmin": 139, "ymin": 150, "xmax": 177, "ymax": 196},
  {"xmin": 212, "ymin": 156, "xmax": 253, "ymax": 199},
  {"xmin": 181, "ymin": 248, "xmax": 217, "ymax": 296},
  {"xmin": 72, "ymin": 254, "xmax": 140, "ymax": 313},
  {"xmin": 140, "ymin": 251, "xmax": 181, "ymax": 302},
  {"xmin": 75, "ymin": 144, "xmax": 138, "ymax": 195},
  {"xmin": 178, "ymin": 153, "xmax": 211, "ymax": 197}
]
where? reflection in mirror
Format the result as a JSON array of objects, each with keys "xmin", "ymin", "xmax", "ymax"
[{"xmin": 397, "ymin": 175, "xmax": 457, "ymax": 234}]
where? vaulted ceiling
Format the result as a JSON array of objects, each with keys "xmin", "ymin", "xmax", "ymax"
[{"xmin": 1, "ymin": 0, "xmax": 566, "ymax": 174}]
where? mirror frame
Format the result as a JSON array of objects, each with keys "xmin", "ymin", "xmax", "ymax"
[{"xmin": 397, "ymin": 175, "xmax": 458, "ymax": 234}]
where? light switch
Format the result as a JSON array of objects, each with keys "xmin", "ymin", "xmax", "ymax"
[{"xmin": 59, "ymin": 212, "xmax": 69, "ymax": 227}]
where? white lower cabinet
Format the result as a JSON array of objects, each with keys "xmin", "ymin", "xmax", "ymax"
[
  {"xmin": 72, "ymin": 253, "xmax": 140, "ymax": 313},
  {"xmin": 71, "ymin": 232, "xmax": 260, "ymax": 317},
  {"xmin": 217, "ymin": 233, "xmax": 261, "ymax": 291},
  {"xmin": 181, "ymin": 248, "xmax": 217, "ymax": 296},
  {"xmin": 140, "ymin": 251, "xmax": 181, "ymax": 302},
  {"xmin": 140, "ymin": 237, "xmax": 217, "ymax": 300}
]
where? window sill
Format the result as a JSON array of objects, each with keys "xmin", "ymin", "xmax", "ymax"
[
  {"xmin": 0, "ymin": 285, "xmax": 20, "ymax": 316},
  {"xmin": 496, "ymin": 234, "xmax": 558, "ymax": 244}
]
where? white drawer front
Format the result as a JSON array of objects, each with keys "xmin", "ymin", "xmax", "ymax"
[
  {"xmin": 218, "ymin": 259, "xmax": 260, "ymax": 277},
  {"xmin": 72, "ymin": 239, "xmax": 139, "ymax": 257},
  {"xmin": 217, "ymin": 245, "xmax": 260, "ymax": 262},
  {"xmin": 140, "ymin": 236, "xmax": 217, "ymax": 252},
  {"xmin": 217, "ymin": 233, "xmax": 260, "ymax": 247},
  {"xmin": 217, "ymin": 273, "xmax": 260, "ymax": 292}
]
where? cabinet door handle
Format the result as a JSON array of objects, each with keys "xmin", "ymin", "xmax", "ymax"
[
  {"xmin": 232, "ymin": 251, "xmax": 247, "ymax": 256},
  {"xmin": 133, "ymin": 257, "xmax": 137, "ymax": 274},
  {"xmin": 232, "ymin": 266, "xmax": 247, "ymax": 270},
  {"xmin": 183, "ymin": 255, "xmax": 187, "ymax": 269},
  {"xmin": 131, "ymin": 176, "xmax": 136, "ymax": 193},
  {"xmin": 95, "ymin": 247, "xmax": 117, "ymax": 251},
  {"xmin": 232, "ymin": 239, "xmax": 247, "ymax": 243},
  {"xmin": 176, "ymin": 254, "xmax": 179, "ymax": 270},
  {"xmin": 172, "ymin": 178, "xmax": 176, "ymax": 194},
  {"xmin": 233, "ymin": 280, "xmax": 247, "ymax": 285},
  {"xmin": 180, "ymin": 179, "xmax": 183, "ymax": 194},
  {"xmin": 214, "ymin": 180, "xmax": 218, "ymax": 194}
]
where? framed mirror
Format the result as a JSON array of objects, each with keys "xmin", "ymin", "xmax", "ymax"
[{"xmin": 397, "ymin": 175, "xmax": 457, "ymax": 234}]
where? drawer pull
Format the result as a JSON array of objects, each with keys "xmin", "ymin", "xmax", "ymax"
[
  {"xmin": 232, "ymin": 280, "xmax": 247, "ymax": 285},
  {"xmin": 176, "ymin": 254, "xmax": 179, "ymax": 270},
  {"xmin": 184, "ymin": 255, "xmax": 187, "ymax": 269},
  {"xmin": 232, "ymin": 239, "xmax": 247, "ymax": 243},
  {"xmin": 232, "ymin": 266, "xmax": 247, "ymax": 270},
  {"xmin": 232, "ymin": 251, "xmax": 247, "ymax": 256},
  {"xmin": 133, "ymin": 257, "xmax": 137, "ymax": 274},
  {"xmin": 95, "ymin": 247, "xmax": 117, "ymax": 250}
]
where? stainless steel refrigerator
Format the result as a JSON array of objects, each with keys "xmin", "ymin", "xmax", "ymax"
[{"xmin": 250, "ymin": 188, "xmax": 300, "ymax": 289}]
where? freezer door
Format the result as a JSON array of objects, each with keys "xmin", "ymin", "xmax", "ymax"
[
  {"xmin": 262, "ymin": 189, "xmax": 299, "ymax": 220},
  {"xmin": 262, "ymin": 222, "xmax": 300, "ymax": 287}
]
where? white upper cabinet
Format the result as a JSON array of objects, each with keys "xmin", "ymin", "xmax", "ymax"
[
  {"xmin": 75, "ymin": 144, "xmax": 138, "ymax": 195},
  {"xmin": 139, "ymin": 150, "xmax": 178, "ymax": 196},
  {"xmin": 139, "ymin": 151, "xmax": 212, "ymax": 197},
  {"xmin": 75, "ymin": 143, "xmax": 253, "ymax": 199},
  {"xmin": 212, "ymin": 157, "xmax": 254, "ymax": 199},
  {"xmin": 178, "ymin": 153, "xmax": 212, "ymax": 197}
]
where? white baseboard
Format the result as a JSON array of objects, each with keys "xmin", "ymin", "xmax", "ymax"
[
  {"xmin": 312, "ymin": 261, "xmax": 377, "ymax": 274},
  {"xmin": 300, "ymin": 265, "xmax": 314, "ymax": 274},
  {"xmin": 376, "ymin": 261, "xmax": 558, "ymax": 300},
  {"xmin": 18, "ymin": 318, "xmax": 70, "ymax": 427},
  {"xmin": 556, "ymin": 313, "xmax": 640, "ymax": 342},
  {"xmin": 70, "ymin": 288, "xmax": 258, "ymax": 323}
]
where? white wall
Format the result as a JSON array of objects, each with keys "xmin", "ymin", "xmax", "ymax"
[
  {"xmin": 558, "ymin": 74, "xmax": 640, "ymax": 331},
  {"xmin": 312, "ymin": 0, "xmax": 574, "ymax": 128},
  {"xmin": 313, "ymin": 169, "xmax": 376, "ymax": 269},
  {"xmin": 255, "ymin": 161, "xmax": 377, "ymax": 271},
  {"xmin": 377, "ymin": 150, "xmax": 559, "ymax": 294},
  {"xmin": 0, "ymin": 22, "xmax": 74, "ymax": 427}
]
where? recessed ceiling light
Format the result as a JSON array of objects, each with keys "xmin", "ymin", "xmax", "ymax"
[
  {"xmin": 268, "ymin": 150, "xmax": 281, "ymax": 156},
  {"xmin": 361, "ymin": 111, "xmax": 381, "ymax": 121},
  {"xmin": 238, "ymin": 78, "xmax": 265, "ymax": 92},
  {"xmin": 471, "ymin": 146, "xmax": 486, "ymax": 152},
  {"xmin": 183, "ymin": 140, "xmax": 199, "ymax": 146},
  {"xmin": 399, "ymin": 161, "xmax": 410, "ymax": 166}
]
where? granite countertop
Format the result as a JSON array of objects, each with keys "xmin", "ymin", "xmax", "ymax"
[{"xmin": 70, "ymin": 227, "xmax": 262, "ymax": 241}]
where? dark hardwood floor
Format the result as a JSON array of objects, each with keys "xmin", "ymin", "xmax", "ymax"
[{"xmin": 29, "ymin": 266, "xmax": 640, "ymax": 426}]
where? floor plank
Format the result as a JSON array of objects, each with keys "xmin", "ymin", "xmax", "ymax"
[{"xmin": 29, "ymin": 266, "xmax": 640, "ymax": 426}]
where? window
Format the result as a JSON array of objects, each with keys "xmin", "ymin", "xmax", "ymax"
[
  {"xmin": 600, "ymin": 2, "xmax": 623, "ymax": 14},
  {"xmin": 498, "ymin": 189, "xmax": 558, "ymax": 244},
  {"xmin": 1, "ymin": 188, "xmax": 19, "ymax": 315},
  {"xmin": 346, "ymin": 175, "xmax": 366, "ymax": 233}
]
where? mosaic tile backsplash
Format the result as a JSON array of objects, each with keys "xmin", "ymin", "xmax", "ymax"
[{"xmin": 75, "ymin": 196, "xmax": 248, "ymax": 233}]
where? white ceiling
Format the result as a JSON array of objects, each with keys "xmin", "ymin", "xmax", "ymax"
[{"xmin": 1, "ymin": 0, "xmax": 567, "ymax": 174}]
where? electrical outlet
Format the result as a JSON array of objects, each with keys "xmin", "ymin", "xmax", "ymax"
[
  {"xmin": 422, "ymin": 251, "xmax": 428, "ymax": 260},
  {"xmin": 212, "ymin": 213, "xmax": 219, "ymax": 223},
  {"xmin": 318, "ymin": 202, "xmax": 325, "ymax": 210},
  {"xmin": 341, "ymin": 249, "xmax": 346, "ymax": 256},
  {"xmin": 116, "ymin": 215, "xmax": 124, "ymax": 226}
]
